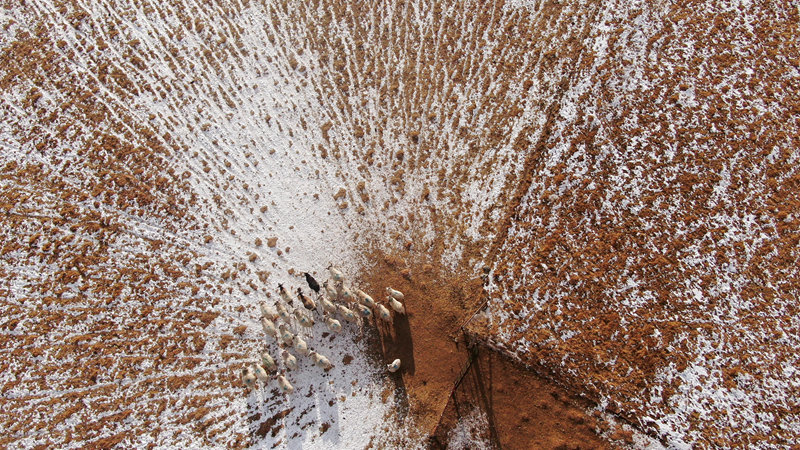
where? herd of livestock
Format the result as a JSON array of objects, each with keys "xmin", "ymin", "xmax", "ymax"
[{"xmin": 240, "ymin": 265, "xmax": 406, "ymax": 394}]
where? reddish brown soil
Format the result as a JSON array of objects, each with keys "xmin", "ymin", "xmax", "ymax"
[
  {"xmin": 358, "ymin": 250, "xmax": 615, "ymax": 448},
  {"xmin": 358, "ymin": 251, "xmax": 483, "ymax": 434},
  {"xmin": 432, "ymin": 347, "xmax": 617, "ymax": 449}
]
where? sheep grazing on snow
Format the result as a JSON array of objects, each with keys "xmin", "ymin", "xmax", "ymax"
[
  {"xmin": 376, "ymin": 303, "xmax": 392, "ymax": 324},
  {"xmin": 261, "ymin": 351, "xmax": 277, "ymax": 372},
  {"xmin": 387, "ymin": 359, "xmax": 401, "ymax": 373},
  {"xmin": 327, "ymin": 265, "xmax": 345, "ymax": 282},
  {"xmin": 261, "ymin": 317, "xmax": 278, "ymax": 338},
  {"xmin": 325, "ymin": 316, "xmax": 342, "ymax": 333},
  {"xmin": 304, "ymin": 272, "xmax": 320, "ymax": 293},
  {"xmin": 319, "ymin": 294, "xmax": 337, "ymax": 314},
  {"xmin": 276, "ymin": 374, "xmax": 295, "ymax": 394},
  {"xmin": 323, "ymin": 280, "xmax": 338, "ymax": 300},
  {"xmin": 294, "ymin": 308, "xmax": 315, "ymax": 328},
  {"xmin": 259, "ymin": 301, "xmax": 279, "ymax": 321},
  {"xmin": 387, "ymin": 296, "xmax": 406, "ymax": 315},
  {"xmin": 355, "ymin": 303, "xmax": 372, "ymax": 318},
  {"xmin": 337, "ymin": 304, "xmax": 357, "ymax": 322},
  {"xmin": 297, "ymin": 288, "xmax": 316, "ymax": 311},
  {"xmin": 278, "ymin": 323, "xmax": 295, "ymax": 345},
  {"xmin": 278, "ymin": 283, "xmax": 295, "ymax": 304},
  {"xmin": 339, "ymin": 284, "xmax": 355, "ymax": 303},
  {"xmin": 282, "ymin": 350, "xmax": 298, "ymax": 371},
  {"xmin": 276, "ymin": 302, "xmax": 292, "ymax": 322},
  {"xmin": 241, "ymin": 366, "xmax": 257, "ymax": 389},
  {"xmin": 309, "ymin": 350, "xmax": 333, "ymax": 370},
  {"xmin": 386, "ymin": 287, "xmax": 405, "ymax": 301},
  {"xmin": 293, "ymin": 334, "xmax": 309, "ymax": 356},
  {"xmin": 254, "ymin": 363, "xmax": 270, "ymax": 382},
  {"xmin": 356, "ymin": 289, "xmax": 377, "ymax": 309}
]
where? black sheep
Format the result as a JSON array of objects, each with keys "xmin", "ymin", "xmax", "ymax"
[{"xmin": 304, "ymin": 272, "xmax": 320, "ymax": 293}]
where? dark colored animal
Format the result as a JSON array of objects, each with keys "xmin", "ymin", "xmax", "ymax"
[
  {"xmin": 297, "ymin": 288, "xmax": 316, "ymax": 310},
  {"xmin": 304, "ymin": 272, "xmax": 320, "ymax": 293}
]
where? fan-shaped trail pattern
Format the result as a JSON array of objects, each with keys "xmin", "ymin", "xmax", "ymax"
[
  {"xmin": 1, "ymin": 0, "xmax": 797, "ymax": 447},
  {"xmin": 476, "ymin": 0, "xmax": 800, "ymax": 447}
]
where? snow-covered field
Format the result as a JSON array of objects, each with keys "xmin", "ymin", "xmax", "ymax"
[{"xmin": 1, "ymin": 0, "xmax": 798, "ymax": 447}]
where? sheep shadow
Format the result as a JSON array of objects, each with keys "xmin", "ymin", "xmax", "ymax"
[
  {"xmin": 381, "ymin": 314, "xmax": 415, "ymax": 423},
  {"xmin": 386, "ymin": 362, "xmax": 411, "ymax": 424},
  {"xmin": 360, "ymin": 316, "xmax": 414, "ymax": 423},
  {"xmin": 376, "ymin": 313, "xmax": 415, "ymax": 376}
]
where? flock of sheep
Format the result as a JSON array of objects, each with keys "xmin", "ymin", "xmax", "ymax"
[{"xmin": 240, "ymin": 265, "xmax": 406, "ymax": 394}]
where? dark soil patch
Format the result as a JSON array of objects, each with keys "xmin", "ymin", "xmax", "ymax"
[{"xmin": 254, "ymin": 408, "xmax": 293, "ymax": 439}]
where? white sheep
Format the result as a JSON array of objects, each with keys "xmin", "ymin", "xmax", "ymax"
[
  {"xmin": 387, "ymin": 296, "xmax": 406, "ymax": 315},
  {"xmin": 282, "ymin": 350, "xmax": 298, "ymax": 371},
  {"xmin": 339, "ymin": 284, "xmax": 355, "ymax": 303},
  {"xmin": 356, "ymin": 289, "xmax": 377, "ymax": 308},
  {"xmin": 318, "ymin": 355, "xmax": 333, "ymax": 370},
  {"xmin": 241, "ymin": 366, "xmax": 257, "ymax": 389},
  {"xmin": 355, "ymin": 303, "xmax": 372, "ymax": 318},
  {"xmin": 319, "ymin": 294, "xmax": 337, "ymax": 314},
  {"xmin": 293, "ymin": 334, "xmax": 309, "ymax": 356},
  {"xmin": 276, "ymin": 374, "xmax": 295, "ymax": 394},
  {"xmin": 278, "ymin": 323, "xmax": 295, "ymax": 345},
  {"xmin": 261, "ymin": 317, "xmax": 278, "ymax": 338},
  {"xmin": 386, "ymin": 287, "xmax": 405, "ymax": 301},
  {"xmin": 376, "ymin": 303, "xmax": 392, "ymax": 324},
  {"xmin": 261, "ymin": 351, "xmax": 277, "ymax": 372},
  {"xmin": 387, "ymin": 358, "xmax": 401, "ymax": 373},
  {"xmin": 309, "ymin": 350, "xmax": 333, "ymax": 370},
  {"xmin": 325, "ymin": 316, "xmax": 342, "ymax": 333},
  {"xmin": 337, "ymin": 304, "xmax": 357, "ymax": 322},
  {"xmin": 259, "ymin": 301, "xmax": 279, "ymax": 321},
  {"xmin": 276, "ymin": 302, "xmax": 292, "ymax": 322},
  {"xmin": 328, "ymin": 265, "xmax": 344, "ymax": 282},
  {"xmin": 278, "ymin": 283, "xmax": 296, "ymax": 304},
  {"xmin": 323, "ymin": 280, "xmax": 339, "ymax": 300},
  {"xmin": 254, "ymin": 363, "xmax": 270, "ymax": 382},
  {"xmin": 294, "ymin": 308, "xmax": 315, "ymax": 328}
]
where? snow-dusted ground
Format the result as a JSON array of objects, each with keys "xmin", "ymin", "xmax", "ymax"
[
  {"xmin": 483, "ymin": 0, "xmax": 800, "ymax": 447},
  {"xmin": 0, "ymin": 0, "xmax": 550, "ymax": 447},
  {"xmin": 443, "ymin": 406, "xmax": 491, "ymax": 450},
  {"xmin": 2, "ymin": 0, "xmax": 797, "ymax": 447},
  {"xmin": 0, "ymin": 0, "xmax": 430, "ymax": 446}
]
